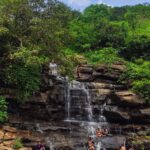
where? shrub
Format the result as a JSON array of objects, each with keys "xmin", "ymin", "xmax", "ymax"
[
  {"xmin": 84, "ymin": 47, "xmax": 124, "ymax": 65},
  {"xmin": 132, "ymin": 80, "xmax": 150, "ymax": 103},
  {"xmin": 123, "ymin": 61, "xmax": 150, "ymax": 103},
  {"xmin": 13, "ymin": 138, "xmax": 23, "ymax": 149},
  {"xmin": 0, "ymin": 96, "xmax": 7, "ymax": 122}
]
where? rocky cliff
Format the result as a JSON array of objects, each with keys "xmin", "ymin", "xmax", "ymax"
[{"xmin": 0, "ymin": 63, "xmax": 150, "ymax": 150}]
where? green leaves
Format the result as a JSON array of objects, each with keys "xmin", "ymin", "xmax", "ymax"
[
  {"xmin": 0, "ymin": 96, "xmax": 7, "ymax": 122},
  {"xmin": 5, "ymin": 63, "xmax": 41, "ymax": 101},
  {"xmin": 0, "ymin": 0, "xmax": 77, "ymax": 101},
  {"xmin": 84, "ymin": 48, "xmax": 123, "ymax": 65},
  {"xmin": 123, "ymin": 61, "xmax": 150, "ymax": 103},
  {"xmin": 13, "ymin": 138, "xmax": 23, "ymax": 149}
]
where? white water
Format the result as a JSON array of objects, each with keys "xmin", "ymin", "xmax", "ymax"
[
  {"xmin": 83, "ymin": 84, "xmax": 93, "ymax": 122},
  {"xmin": 36, "ymin": 123, "xmax": 44, "ymax": 134},
  {"xmin": 46, "ymin": 137, "xmax": 54, "ymax": 150},
  {"xmin": 65, "ymin": 80, "xmax": 108, "ymax": 150}
]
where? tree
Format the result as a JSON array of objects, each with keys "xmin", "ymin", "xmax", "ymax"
[
  {"xmin": 0, "ymin": 0, "xmax": 78, "ymax": 101},
  {"xmin": 125, "ymin": 12, "xmax": 138, "ymax": 31}
]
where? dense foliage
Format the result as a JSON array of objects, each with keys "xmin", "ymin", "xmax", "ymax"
[
  {"xmin": 0, "ymin": 1, "xmax": 150, "ymax": 103},
  {"xmin": 84, "ymin": 48, "xmax": 124, "ymax": 65},
  {"xmin": 125, "ymin": 61, "xmax": 150, "ymax": 103},
  {"xmin": 67, "ymin": 3, "xmax": 150, "ymax": 103},
  {"xmin": 0, "ymin": 0, "xmax": 78, "ymax": 100}
]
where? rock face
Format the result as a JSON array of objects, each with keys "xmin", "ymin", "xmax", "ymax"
[
  {"xmin": 1, "ymin": 63, "xmax": 150, "ymax": 149},
  {"xmin": 5, "ymin": 63, "xmax": 149, "ymax": 123}
]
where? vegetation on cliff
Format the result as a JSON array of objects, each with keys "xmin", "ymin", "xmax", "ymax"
[
  {"xmin": 0, "ymin": 0, "xmax": 150, "ymax": 104},
  {"xmin": 0, "ymin": 96, "xmax": 7, "ymax": 122}
]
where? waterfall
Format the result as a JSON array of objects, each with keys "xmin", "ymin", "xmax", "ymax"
[
  {"xmin": 96, "ymin": 142, "xmax": 102, "ymax": 150},
  {"xmin": 99, "ymin": 103, "xmax": 107, "ymax": 122},
  {"xmin": 65, "ymin": 78, "xmax": 71, "ymax": 120},
  {"xmin": 64, "ymin": 80, "xmax": 109, "ymax": 150},
  {"xmin": 82, "ymin": 84, "xmax": 93, "ymax": 122},
  {"xmin": 66, "ymin": 80, "xmax": 94, "ymax": 122},
  {"xmin": 35, "ymin": 123, "xmax": 43, "ymax": 134},
  {"xmin": 46, "ymin": 137, "xmax": 54, "ymax": 150}
]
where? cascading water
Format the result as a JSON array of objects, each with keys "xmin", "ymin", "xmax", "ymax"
[
  {"xmin": 65, "ymin": 80, "xmax": 108, "ymax": 150},
  {"xmin": 35, "ymin": 123, "xmax": 44, "ymax": 134},
  {"xmin": 83, "ymin": 84, "xmax": 93, "ymax": 122},
  {"xmin": 46, "ymin": 137, "xmax": 54, "ymax": 150}
]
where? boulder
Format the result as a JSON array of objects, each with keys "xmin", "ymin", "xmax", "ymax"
[
  {"xmin": 0, "ymin": 145, "xmax": 12, "ymax": 150},
  {"xmin": 29, "ymin": 92, "xmax": 48, "ymax": 104},
  {"xmin": 78, "ymin": 67, "xmax": 93, "ymax": 74},
  {"xmin": 131, "ymin": 108, "xmax": 150, "ymax": 124},
  {"xmin": 111, "ymin": 64, "xmax": 126, "ymax": 72},
  {"xmin": 114, "ymin": 91, "xmax": 144, "ymax": 107},
  {"xmin": 104, "ymin": 106, "xmax": 130, "ymax": 122},
  {"xmin": 77, "ymin": 73, "xmax": 93, "ymax": 82},
  {"xmin": 3, "ymin": 140, "xmax": 14, "ymax": 147},
  {"xmin": 3, "ymin": 132, "xmax": 16, "ymax": 140},
  {"xmin": 0, "ymin": 130, "xmax": 4, "ymax": 139},
  {"xmin": 3, "ymin": 126, "xmax": 17, "ymax": 133}
]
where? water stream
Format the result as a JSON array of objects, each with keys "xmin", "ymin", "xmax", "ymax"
[
  {"xmin": 65, "ymin": 80, "xmax": 108, "ymax": 150},
  {"xmin": 47, "ymin": 65, "xmax": 124, "ymax": 150}
]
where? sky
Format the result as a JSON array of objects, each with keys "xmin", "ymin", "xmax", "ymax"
[{"xmin": 59, "ymin": 0, "xmax": 149, "ymax": 11}]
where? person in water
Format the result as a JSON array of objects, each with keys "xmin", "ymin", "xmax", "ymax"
[
  {"xmin": 96, "ymin": 128, "xmax": 103, "ymax": 137},
  {"xmin": 35, "ymin": 141, "xmax": 45, "ymax": 150},
  {"xmin": 119, "ymin": 144, "xmax": 126, "ymax": 150},
  {"xmin": 103, "ymin": 128, "xmax": 108, "ymax": 136},
  {"xmin": 88, "ymin": 137, "xmax": 95, "ymax": 150}
]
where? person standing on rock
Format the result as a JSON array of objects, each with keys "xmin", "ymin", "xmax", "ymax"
[
  {"xmin": 96, "ymin": 128, "xmax": 103, "ymax": 137},
  {"xmin": 49, "ymin": 60, "xmax": 58, "ymax": 76}
]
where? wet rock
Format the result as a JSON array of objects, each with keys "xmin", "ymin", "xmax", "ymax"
[
  {"xmin": 96, "ymin": 136, "xmax": 126, "ymax": 149},
  {"xmin": 57, "ymin": 146, "xmax": 74, "ymax": 150},
  {"xmin": 29, "ymin": 92, "xmax": 48, "ymax": 104},
  {"xmin": 104, "ymin": 106, "xmax": 130, "ymax": 122},
  {"xmin": 140, "ymin": 108, "xmax": 150, "ymax": 116},
  {"xmin": 131, "ymin": 108, "xmax": 150, "ymax": 124}
]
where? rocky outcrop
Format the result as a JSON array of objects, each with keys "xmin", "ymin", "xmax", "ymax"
[
  {"xmin": 114, "ymin": 91, "xmax": 144, "ymax": 107},
  {"xmin": 76, "ymin": 63, "xmax": 149, "ymax": 124},
  {"xmin": 0, "ymin": 125, "xmax": 33, "ymax": 150},
  {"xmin": 77, "ymin": 63, "xmax": 127, "ymax": 83},
  {"xmin": 1, "ymin": 63, "xmax": 150, "ymax": 149}
]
